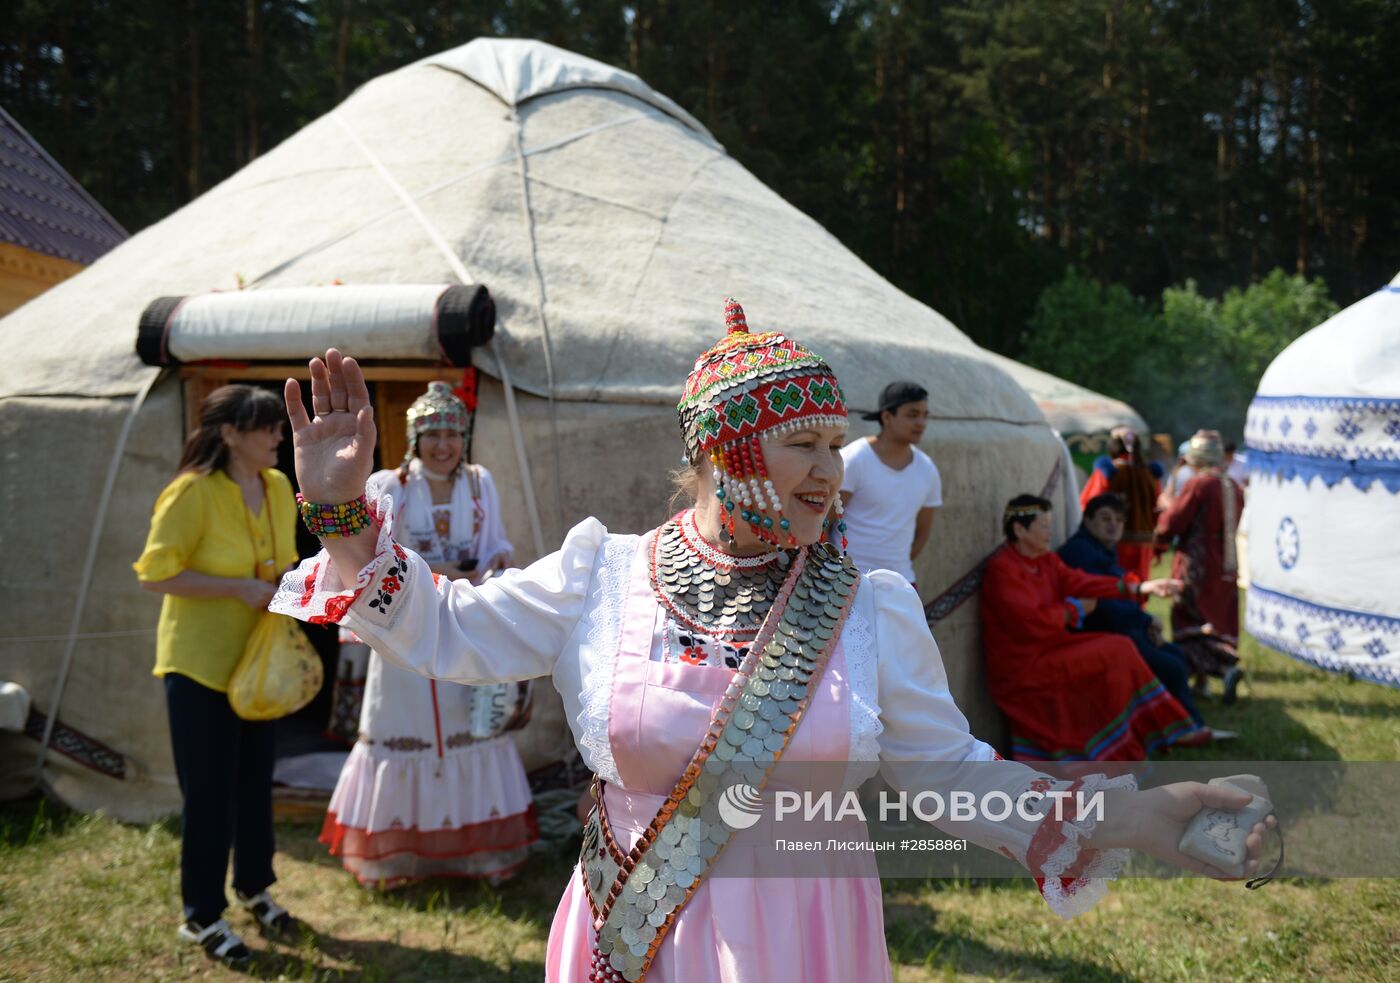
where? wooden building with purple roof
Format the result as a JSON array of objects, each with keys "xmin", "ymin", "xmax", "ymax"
[{"xmin": 0, "ymin": 105, "xmax": 127, "ymax": 316}]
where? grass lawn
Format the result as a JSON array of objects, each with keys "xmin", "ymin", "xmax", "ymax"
[{"xmin": 3, "ymin": 584, "xmax": 1398, "ymax": 981}]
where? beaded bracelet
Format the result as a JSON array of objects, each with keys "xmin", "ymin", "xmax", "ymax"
[{"xmin": 296, "ymin": 493, "xmax": 373, "ymax": 538}]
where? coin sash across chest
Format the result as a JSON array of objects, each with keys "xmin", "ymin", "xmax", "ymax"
[{"xmin": 580, "ymin": 535, "xmax": 860, "ymax": 983}]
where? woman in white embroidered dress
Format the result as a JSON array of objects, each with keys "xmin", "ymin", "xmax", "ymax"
[
  {"xmin": 320, "ymin": 382, "xmax": 537, "ymax": 887},
  {"xmin": 275, "ymin": 303, "xmax": 1272, "ymax": 982}
]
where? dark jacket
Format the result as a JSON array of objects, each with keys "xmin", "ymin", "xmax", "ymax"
[{"xmin": 1057, "ymin": 526, "xmax": 1153, "ymax": 635}]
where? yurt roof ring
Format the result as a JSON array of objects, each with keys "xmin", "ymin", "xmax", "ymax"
[{"xmin": 418, "ymin": 38, "xmax": 716, "ymax": 142}]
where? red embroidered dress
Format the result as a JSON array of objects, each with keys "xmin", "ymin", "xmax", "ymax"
[
  {"xmin": 1155, "ymin": 468, "xmax": 1244, "ymax": 677},
  {"xmin": 980, "ymin": 546, "xmax": 1195, "ymax": 761}
]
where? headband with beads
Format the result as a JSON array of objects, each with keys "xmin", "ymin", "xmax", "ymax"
[
  {"xmin": 1003, "ymin": 504, "xmax": 1048, "ymax": 523},
  {"xmin": 677, "ymin": 299, "xmax": 849, "ymax": 549}
]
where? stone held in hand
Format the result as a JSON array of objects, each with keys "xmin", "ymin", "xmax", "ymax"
[{"xmin": 1177, "ymin": 774, "xmax": 1273, "ymax": 877}]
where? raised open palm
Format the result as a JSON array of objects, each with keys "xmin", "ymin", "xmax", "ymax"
[{"xmin": 284, "ymin": 349, "xmax": 376, "ymax": 504}]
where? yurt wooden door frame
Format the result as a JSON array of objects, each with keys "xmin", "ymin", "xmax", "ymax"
[{"xmin": 180, "ymin": 363, "xmax": 463, "ymax": 469}]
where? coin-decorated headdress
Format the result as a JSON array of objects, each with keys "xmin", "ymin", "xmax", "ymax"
[
  {"xmin": 403, "ymin": 381, "xmax": 470, "ymax": 467},
  {"xmin": 677, "ymin": 298, "xmax": 848, "ymax": 548}
]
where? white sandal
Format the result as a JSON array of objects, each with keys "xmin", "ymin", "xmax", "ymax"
[
  {"xmin": 237, "ymin": 890, "xmax": 297, "ymax": 936},
  {"xmin": 177, "ymin": 918, "xmax": 251, "ymax": 965}
]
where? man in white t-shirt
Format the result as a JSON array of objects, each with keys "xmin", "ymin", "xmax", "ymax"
[{"xmin": 839, "ymin": 381, "xmax": 943, "ymax": 590}]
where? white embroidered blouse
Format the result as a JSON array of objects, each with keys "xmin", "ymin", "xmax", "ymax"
[{"xmin": 272, "ymin": 508, "xmax": 1132, "ymax": 917}]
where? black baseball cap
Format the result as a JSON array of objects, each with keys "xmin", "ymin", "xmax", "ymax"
[{"xmin": 861, "ymin": 381, "xmax": 928, "ymax": 421}]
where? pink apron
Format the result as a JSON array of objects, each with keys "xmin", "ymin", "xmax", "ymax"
[{"xmin": 545, "ymin": 536, "xmax": 890, "ymax": 982}]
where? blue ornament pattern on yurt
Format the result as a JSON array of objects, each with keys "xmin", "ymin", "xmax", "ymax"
[
  {"xmin": 1246, "ymin": 584, "xmax": 1400, "ymax": 689},
  {"xmin": 1245, "ymin": 395, "xmax": 1400, "ymax": 493},
  {"xmin": 1275, "ymin": 516, "xmax": 1300, "ymax": 570}
]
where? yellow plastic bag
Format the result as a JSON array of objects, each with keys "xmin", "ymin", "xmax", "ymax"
[{"xmin": 227, "ymin": 612, "xmax": 323, "ymax": 721}]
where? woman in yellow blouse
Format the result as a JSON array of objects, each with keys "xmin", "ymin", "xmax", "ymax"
[{"xmin": 134, "ymin": 384, "xmax": 299, "ymax": 966}]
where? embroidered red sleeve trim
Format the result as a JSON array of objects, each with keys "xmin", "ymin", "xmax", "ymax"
[
  {"xmin": 299, "ymin": 563, "xmax": 320, "ymax": 608},
  {"xmin": 271, "ymin": 490, "xmax": 402, "ymax": 627},
  {"xmin": 1025, "ymin": 778, "xmax": 1104, "ymax": 906}
]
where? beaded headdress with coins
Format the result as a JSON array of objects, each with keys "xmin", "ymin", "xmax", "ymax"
[
  {"xmin": 403, "ymin": 381, "xmax": 471, "ymax": 468},
  {"xmin": 677, "ymin": 298, "xmax": 849, "ymax": 548}
]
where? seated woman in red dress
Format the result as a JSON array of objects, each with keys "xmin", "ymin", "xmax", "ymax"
[{"xmin": 981, "ymin": 495, "xmax": 1199, "ymax": 761}]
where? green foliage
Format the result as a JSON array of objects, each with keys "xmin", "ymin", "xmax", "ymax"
[
  {"xmin": 1219, "ymin": 270, "xmax": 1340, "ymax": 395},
  {"xmin": 1023, "ymin": 267, "xmax": 1156, "ymax": 388},
  {"xmin": 1023, "ymin": 267, "xmax": 1338, "ymax": 441},
  {"xmin": 923, "ymin": 124, "xmax": 1062, "ymax": 355},
  {"xmin": 1152, "ymin": 273, "xmax": 1338, "ymax": 440},
  {"xmin": 1151, "ymin": 280, "xmax": 1246, "ymax": 441}
]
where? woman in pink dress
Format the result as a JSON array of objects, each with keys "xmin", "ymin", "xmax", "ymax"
[{"xmin": 273, "ymin": 301, "xmax": 1272, "ymax": 982}]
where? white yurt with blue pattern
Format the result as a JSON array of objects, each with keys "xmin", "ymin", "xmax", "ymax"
[{"xmin": 1244, "ymin": 273, "xmax": 1400, "ymax": 687}]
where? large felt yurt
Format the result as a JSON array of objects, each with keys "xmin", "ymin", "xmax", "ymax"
[
  {"xmin": 1243, "ymin": 275, "xmax": 1400, "ymax": 687},
  {"xmin": 1, "ymin": 39, "xmax": 1079, "ymax": 821},
  {"xmin": 981, "ymin": 351, "xmax": 1151, "ymax": 481}
]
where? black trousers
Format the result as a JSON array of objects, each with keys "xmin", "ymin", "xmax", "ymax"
[{"xmin": 164, "ymin": 672, "xmax": 277, "ymax": 924}]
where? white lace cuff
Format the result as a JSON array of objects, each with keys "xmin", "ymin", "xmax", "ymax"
[
  {"xmin": 575, "ymin": 535, "xmax": 639, "ymax": 787},
  {"xmin": 271, "ymin": 494, "xmax": 408, "ymax": 625},
  {"xmin": 1028, "ymin": 772, "xmax": 1137, "ymax": 919}
]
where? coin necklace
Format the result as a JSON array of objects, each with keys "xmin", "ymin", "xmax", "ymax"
[{"xmin": 650, "ymin": 510, "xmax": 791, "ymax": 640}]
